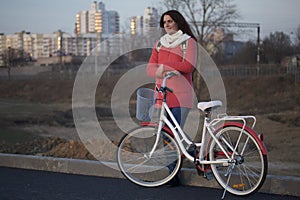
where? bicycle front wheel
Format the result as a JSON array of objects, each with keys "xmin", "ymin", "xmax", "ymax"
[
  {"xmin": 117, "ymin": 127, "xmax": 182, "ymax": 187},
  {"xmin": 209, "ymin": 125, "xmax": 268, "ymax": 196}
]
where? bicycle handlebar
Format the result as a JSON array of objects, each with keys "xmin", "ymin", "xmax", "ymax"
[
  {"xmin": 161, "ymin": 71, "xmax": 177, "ymax": 88},
  {"xmin": 158, "ymin": 71, "xmax": 178, "ymax": 94}
]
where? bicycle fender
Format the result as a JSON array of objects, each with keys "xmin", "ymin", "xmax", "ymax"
[{"xmin": 215, "ymin": 122, "xmax": 267, "ymax": 156}]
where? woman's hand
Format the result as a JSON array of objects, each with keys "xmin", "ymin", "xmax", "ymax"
[{"xmin": 156, "ymin": 64, "xmax": 181, "ymax": 78}]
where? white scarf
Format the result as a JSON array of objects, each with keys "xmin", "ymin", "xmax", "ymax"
[{"xmin": 159, "ymin": 30, "xmax": 191, "ymax": 48}]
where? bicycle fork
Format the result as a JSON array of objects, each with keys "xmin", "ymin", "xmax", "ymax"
[{"xmin": 148, "ymin": 112, "xmax": 165, "ymax": 158}]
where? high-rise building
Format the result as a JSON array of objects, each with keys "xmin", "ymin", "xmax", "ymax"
[
  {"xmin": 0, "ymin": 1, "xmax": 122, "ymax": 66},
  {"xmin": 107, "ymin": 11, "xmax": 120, "ymax": 34},
  {"xmin": 75, "ymin": 1, "xmax": 119, "ymax": 37},
  {"xmin": 76, "ymin": 11, "xmax": 88, "ymax": 34},
  {"xmin": 88, "ymin": 1, "xmax": 101, "ymax": 33},
  {"xmin": 130, "ymin": 7, "xmax": 158, "ymax": 35},
  {"xmin": 143, "ymin": 7, "xmax": 159, "ymax": 34},
  {"xmin": 130, "ymin": 16, "xmax": 143, "ymax": 35},
  {"xmin": 97, "ymin": 2, "xmax": 120, "ymax": 37}
]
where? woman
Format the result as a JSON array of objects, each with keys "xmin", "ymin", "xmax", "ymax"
[
  {"xmin": 147, "ymin": 10, "xmax": 197, "ymax": 128},
  {"xmin": 146, "ymin": 10, "xmax": 198, "ymax": 186}
]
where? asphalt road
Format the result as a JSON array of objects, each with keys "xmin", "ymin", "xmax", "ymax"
[{"xmin": 0, "ymin": 167, "xmax": 298, "ymax": 200}]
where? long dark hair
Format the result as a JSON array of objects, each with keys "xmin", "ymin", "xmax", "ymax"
[{"xmin": 159, "ymin": 10, "xmax": 197, "ymax": 41}]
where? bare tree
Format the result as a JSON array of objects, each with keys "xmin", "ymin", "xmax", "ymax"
[
  {"xmin": 295, "ymin": 25, "xmax": 300, "ymax": 48},
  {"xmin": 230, "ymin": 41, "xmax": 257, "ymax": 65},
  {"xmin": 160, "ymin": 0, "xmax": 240, "ymax": 49},
  {"xmin": 262, "ymin": 32, "xmax": 293, "ymax": 64},
  {"xmin": 2, "ymin": 47, "xmax": 29, "ymax": 80},
  {"xmin": 2, "ymin": 47, "xmax": 14, "ymax": 80},
  {"xmin": 160, "ymin": 0, "xmax": 184, "ymax": 10}
]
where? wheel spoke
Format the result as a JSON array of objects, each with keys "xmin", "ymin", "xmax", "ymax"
[
  {"xmin": 209, "ymin": 125, "xmax": 267, "ymax": 196},
  {"xmin": 117, "ymin": 127, "xmax": 182, "ymax": 187}
]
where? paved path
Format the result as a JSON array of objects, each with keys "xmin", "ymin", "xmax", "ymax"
[{"xmin": 0, "ymin": 167, "xmax": 298, "ymax": 200}]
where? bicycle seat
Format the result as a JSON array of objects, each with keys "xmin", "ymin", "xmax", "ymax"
[{"xmin": 197, "ymin": 100, "xmax": 222, "ymax": 112}]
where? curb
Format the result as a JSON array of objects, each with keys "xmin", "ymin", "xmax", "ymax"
[{"xmin": 0, "ymin": 153, "xmax": 299, "ymax": 197}]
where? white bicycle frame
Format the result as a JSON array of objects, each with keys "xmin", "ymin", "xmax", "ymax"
[
  {"xmin": 148, "ymin": 72, "xmax": 257, "ymax": 167},
  {"xmin": 150, "ymin": 93, "xmax": 257, "ymax": 166}
]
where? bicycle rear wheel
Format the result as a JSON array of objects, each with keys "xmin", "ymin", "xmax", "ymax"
[
  {"xmin": 209, "ymin": 125, "xmax": 268, "ymax": 196},
  {"xmin": 117, "ymin": 127, "xmax": 182, "ymax": 187}
]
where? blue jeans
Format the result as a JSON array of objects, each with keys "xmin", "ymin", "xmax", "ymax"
[
  {"xmin": 168, "ymin": 107, "xmax": 190, "ymax": 128},
  {"xmin": 164, "ymin": 107, "xmax": 190, "ymax": 183}
]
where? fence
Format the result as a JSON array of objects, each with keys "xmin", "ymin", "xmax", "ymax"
[
  {"xmin": 218, "ymin": 64, "xmax": 299, "ymax": 83},
  {"xmin": 0, "ymin": 65, "xmax": 78, "ymax": 81},
  {"xmin": 287, "ymin": 65, "xmax": 300, "ymax": 83},
  {"xmin": 219, "ymin": 64, "xmax": 285, "ymax": 76},
  {"xmin": 294, "ymin": 69, "xmax": 300, "ymax": 83},
  {"xmin": 0, "ymin": 64, "xmax": 299, "ymax": 83}
]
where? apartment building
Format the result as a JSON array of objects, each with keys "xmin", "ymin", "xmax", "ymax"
[
  {"xmin": 130, "ymin": 16, "xmax": 143, "ymax": 35},
  {"xmin": 0, "ymin": 33, "xmax": 5, "ymax": 66},
  {"xmin": 0, "ymin": 3, "xmax": 156, "ymax": 67},
  {"xmin": 76, "ymin": 1, "xmax": 120, "ymax": 37},
  {"xmin": 0, "ymin": 30, "xmax": 99, "ymax": 66},
  {"xmin": 76, "ymin": 11, "xmax": 89, "ymax": 35},
  {"xmin": 130, "ymin": 7, "xmax": 159, "ymax": 35},
  {"xmin": 143, "ymin": 7, "xmax": 159, "ymax": 34}
]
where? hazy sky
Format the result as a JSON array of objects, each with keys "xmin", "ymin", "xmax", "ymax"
[{"xmin": 0, "ymin": 0, "xmax": 299, "ymax": 40}]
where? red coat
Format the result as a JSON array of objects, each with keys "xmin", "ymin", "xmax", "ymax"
[{"xmin": 147, "ymin": 37, "xmax": 197, "ymax": 108}]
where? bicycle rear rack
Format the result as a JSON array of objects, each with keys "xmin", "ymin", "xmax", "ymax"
[{"xmin": 210, "ymin": 114, "xmax": 256, "ymax": 129}]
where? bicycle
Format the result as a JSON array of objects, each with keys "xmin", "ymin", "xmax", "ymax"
[{"xmin": 117, "ymin": 72, "xmax": 268, "ymax": 199}]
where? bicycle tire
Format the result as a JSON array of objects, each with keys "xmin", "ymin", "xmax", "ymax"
[
  {"xmin": 209, "ymin": 124, "xmax": 268, "ymax": 196},
  {"xmin": 117, "ymin": 126, "xmax": 182, "ymax": 187}
]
